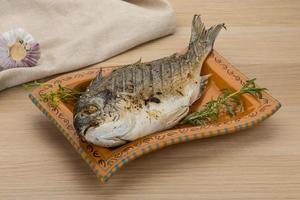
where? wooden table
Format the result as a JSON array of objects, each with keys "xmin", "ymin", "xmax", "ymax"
[{"xmin": 1, "ymin": 0, "xmax": 299, "ymax": 199}]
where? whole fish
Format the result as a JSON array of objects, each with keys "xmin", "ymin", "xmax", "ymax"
[{"xmin": 73, "ymin": 15, "xmax": 225, "ymax": 147}]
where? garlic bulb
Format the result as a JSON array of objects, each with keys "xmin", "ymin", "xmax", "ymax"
[{"xmin": 0, "ymin": 28, "xmax": 40, "ymax": 70}]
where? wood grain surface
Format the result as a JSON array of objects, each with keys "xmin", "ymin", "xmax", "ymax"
[{"xmin": 0, "ymin": 0, "xmax": 299, "ymax": 199}]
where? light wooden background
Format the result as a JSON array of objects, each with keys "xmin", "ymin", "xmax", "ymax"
[{"xmin": 1, "ymin": 0, "xmax": 300, "ymax": 199}]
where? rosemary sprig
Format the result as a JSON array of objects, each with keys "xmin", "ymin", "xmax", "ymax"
[
  {"xmin": 23, "ymin": 80, "xmax": 52, "ymax": 89},
  {"xmin": 23, "ymin": 80, "xmax": 83, "ymax": 108},
  {"xmin": 180, "ymin": 78, "xmax": 267, "ymax": 125}
]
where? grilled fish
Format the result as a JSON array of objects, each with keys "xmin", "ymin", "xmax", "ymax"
[{"xmin": 73, "ymin": 15, "xmax": 225, "ymax": 147}]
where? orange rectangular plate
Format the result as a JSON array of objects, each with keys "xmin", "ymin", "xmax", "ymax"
[{"xmin": 29, "ymin": 51, "xmax": 281, "ymax": 182}]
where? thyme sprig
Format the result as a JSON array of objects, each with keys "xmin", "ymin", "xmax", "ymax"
[
  {"xmin": 23, "ymin": 80, "xmax": 52, "ymax": 89},
  {"xmin": 23, "ymin": 80, "xmax": 83, "ymax": 108},
  {"xmin": 180, "ymin": 79, "xmax": 267, "ymax": 125}
]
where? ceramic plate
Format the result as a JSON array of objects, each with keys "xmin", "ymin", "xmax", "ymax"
[{"xmin": 29, "ymin": 51, "xmax": 281, "ymax": 182}]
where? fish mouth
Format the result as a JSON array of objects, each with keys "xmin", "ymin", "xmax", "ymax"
[
  {"xmin": 81, "ymin": 124, "xmax": 97, "ymax": 136},
  {"xmin": 84, "ymin": 125, "xmax": 128, "ymax": 148},
  {"xmin": 82, "ymin": 118, "xmax": 135, "ymax": 148}
]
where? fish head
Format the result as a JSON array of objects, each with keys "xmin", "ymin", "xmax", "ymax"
[
  {"xmin": 73, "ymin": 93, "xmax": 115, "ymax": 136},
  {"xmin": 73, "ymin": 92, "xmax": 134, "ymax": 147}
]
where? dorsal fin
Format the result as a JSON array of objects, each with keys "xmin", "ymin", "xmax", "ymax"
[
  {"xmin": 88, "ymin": 58, "xmax": 143, "ymax": 93},
  {"xmin": 133, "ymin": 58, "xmax": 142, "ymax": 65},
  {"xmin": 88, "ymin": 68, "xmax": 104, "ymax": 90},
  {"xmin": 94, "ymin": 68, "xmax": 104, "ymax": 83}
]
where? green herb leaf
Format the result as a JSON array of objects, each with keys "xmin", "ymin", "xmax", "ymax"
[
  {"xmin": 181, "ymin": 78, "xmax": 267, "ymax": 125},
  {"xmin": 23, "ymin": 80, "xmax": 83, "ymax": 108}
]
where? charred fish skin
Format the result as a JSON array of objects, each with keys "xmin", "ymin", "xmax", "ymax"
[{"xmin": 73, "ymin": 15, "xmax": 225, "ymax": 147}]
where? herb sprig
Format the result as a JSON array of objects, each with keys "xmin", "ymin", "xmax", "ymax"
[
  {"xmin": 23, "ymin": 80, "xmax": 52, "ymax": 89},
  {"xmin": 23, "ymin": 81, "xmax": 83, "ymax": 108},
  {"xmin": 180, "ymin": 79, "xmax": 267, "ymax": 125}
]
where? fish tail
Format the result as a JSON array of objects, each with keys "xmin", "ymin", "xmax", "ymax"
[{"xmin": 188, "ymin": 14, "xmax": 225, "ymax": 54}]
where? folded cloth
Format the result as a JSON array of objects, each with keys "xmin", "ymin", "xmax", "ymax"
[{"xmin": 0, "ymin": 0, "xmax": 176, "ymax": 91}]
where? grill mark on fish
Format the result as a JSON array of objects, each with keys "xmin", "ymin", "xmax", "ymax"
[
  {"xmin": 149, "ymin": 64, "xmax": 154, "ymax": 93},
  {"xmin": 111, "ymin": 76, "xmax": 115, "ymax": 92},
  {"xmin": 141, "ymin": 66, "xmax": 145, "ymax": 91},
  {"xmin": 133, "ymin": 67, "xmax": 136, "ymax": 93},
  {"xmin": 179, "ymin": 59, "xmax": 183, "ymax": 78},
  {"xmin": 172, "ymin": 59, "xmax": 184, "ymax": 83},
  {"xmin": 122, "ymin": 70, "xmax": 125, "ymax": 92},
  {"xmin": 126, "ymin": 67, "xmax": 133, "ymax": 93},
  {"xmin": 168, "ymin": 59, "xmax": 175, "ymax": 88},
  {"xmin": 159, "ymin": 63, "xmax": 164, "ymax": 89},
  {"xmin": 169, "ymin": 60, "xmax": 173, "ymax": 79},
  {"xmin": 126, "ymin": 69, "xmax": 130, "ymax": 93}
]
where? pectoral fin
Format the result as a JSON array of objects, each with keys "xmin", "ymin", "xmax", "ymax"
[
  {"xmin": 166, "ymin": 106, "xmax": 189, "ymax": 128},
  {"xmin": 196, "ymin": 74, "xmax": 211, "ymax": 100}
]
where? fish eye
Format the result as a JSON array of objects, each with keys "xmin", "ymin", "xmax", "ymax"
[{"xmin": 85, "ymin": 105, "xmax": 98, "ymax": 114}]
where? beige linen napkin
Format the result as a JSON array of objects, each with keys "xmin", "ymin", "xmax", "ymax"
[{"xmin": 0, "ymin": 0, "xmax": 176, "ymax": 91}]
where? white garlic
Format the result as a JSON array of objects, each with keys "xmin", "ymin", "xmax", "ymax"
[{"xmin": 0, "ymin": 28, "xmax": 40, "ymax": 70}]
